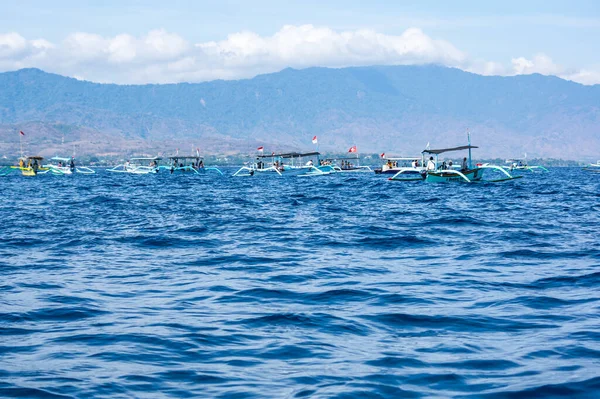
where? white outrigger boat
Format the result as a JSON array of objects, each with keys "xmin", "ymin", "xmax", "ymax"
[
  {"xmin": 107, "ymin": 157, "xmax": 161, "ymax": 174},
  {"xmin": 43, "ymin": 157, "xmax": 95, "ymax": 175},
  {"xmin": 504, "ymin": 158, "xmax": 548, "ymax": 173},
  {"xmin": 159, "ymin": 156, "xmax": 223, "ymax": 175},
  {"xmin": 583, "ymin": 160, "xmax": 600, "ymax": 172},
  {"xmin": 382, "ymin": 157, "xmax": 427, "ymax": 181},
  {"xmin": 419, "ymin": 140, "xmax": 521, "ymax": 183},
  {"xmin": 375, "ymin": 157, "xmax": 425, "ymax": 176},
  {"xmin": 320, "ymin": 155, "xmax": 372, "ymax": 173},
  {"xmin": 233, "ymin": 151, "xmax": 333, "ymax": 177}
]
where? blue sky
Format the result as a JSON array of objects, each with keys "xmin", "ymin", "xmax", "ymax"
[{"xmin": 1, "ymin": 0, "xmax": 599, "ymax": 84}]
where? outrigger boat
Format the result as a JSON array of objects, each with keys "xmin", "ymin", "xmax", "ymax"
[
  {"xmin": 504, "ymin": 158, "xmax": 548, "ymax": 173},
  {"xmin": 417, "ymin": 139, "xmax": 521, "ymax": 183},
  {"xmin": 107, "ymin": 157, "xmax": 161, "ymax": 174},
  {"xmin": 43, "ymin": 156, "xmax": 95, "ymax": 175},
  {"xmin": 320, "ymin": 156, "xmax": 372, "ymax": 173},
  {"xmin": 375, "ymin": 157, "xmax": 424, "ymax": 175},
  {"xmin": 9, "ymin": 156, "xmax": 50, "ymax": 176},
  {"xmin": 233, "ymin": 151, "xmax": 333, "ymax": 177},
  {"xmin": 583, "ymin": 160, "xmax": 600, "ymax": 172},
  {"xmin": 159, "ymin": 156, "xmax": 223, "ymax": 175},
  {"xmin": 382, "ymin": 157, "xmax": 427, "ymax": 181}
]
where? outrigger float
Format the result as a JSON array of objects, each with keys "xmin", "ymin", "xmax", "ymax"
[
  {"xmin": 233, "ymin": 151, "xmax": 333, "ymax": 177},
  {"xmin": 159, "ymin": 156, "xmax": 223, "ymax": 175},
  {"xmin": 107, "ymin": 157, "xmax": 161, "ymax": 174},
  {"xmin": 43, "ymin": 157, "xmax": 95, "ymax": 175}
]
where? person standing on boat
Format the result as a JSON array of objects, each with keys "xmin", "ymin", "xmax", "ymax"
[
  {"xmin": 70, "ymin": 158, "xmax": 75, "ymax": 172},
  {"xmin": 426, "ymin": 156, "xmax": 436, "ymax": 171},
  {"xmin": 461, "ymin": 157, "xmax": 468, "ymax": 171}
]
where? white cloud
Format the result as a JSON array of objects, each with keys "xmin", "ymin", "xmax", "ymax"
[
  {"xmin": 511, "ymin": 53, "xmax": 563, "ymax": 76},
  {"xmin": 0, "ymin": 25, "xmax": 598, "ymax": 85}
]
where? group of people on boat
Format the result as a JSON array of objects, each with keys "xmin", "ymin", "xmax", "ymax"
[
  {"xmin": 57, "ymin": 159, "xmax": 76, "ymax": 171},
  {"xmin": 19, "ymin": 158, "xmax": 42, "ymax": 172},
  {"xmin": 340, "ymin": 160, "xmax": 354, "ymax": 169},
  {"xmin": 426, "ymin": 157, "xmax": 468, "ymax": 172}
]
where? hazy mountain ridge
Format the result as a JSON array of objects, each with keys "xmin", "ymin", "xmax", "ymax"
[{"xmin": 1, "ymin": 66, "xmax": 599, "ymax": 159}]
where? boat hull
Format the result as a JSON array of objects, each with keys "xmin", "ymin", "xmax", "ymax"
[{"xmin": 426, "ymin": 168, "xmax": 484, "ymax": 183}]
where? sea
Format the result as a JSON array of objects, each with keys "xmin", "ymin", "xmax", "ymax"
[{"xmin": 1, "ymin": 167, "xmax": 599, "ymax": 398}]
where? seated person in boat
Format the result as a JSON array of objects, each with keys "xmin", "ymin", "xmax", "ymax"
[{"xmin": 461, "ymin": 157, "xmax": 468, "ymax": 171}]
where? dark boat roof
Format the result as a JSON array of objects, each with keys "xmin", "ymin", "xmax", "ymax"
[
  {"xmin": 422, "ymin": 145, "xmax": 478, "ymax": 155},
  {"xmin": 21, "ymin": 156, "xmax": 44, "ymax": 160},
  {"xmin": 258, "ymin": 151, "xmax": 320, "ymax": 159}
]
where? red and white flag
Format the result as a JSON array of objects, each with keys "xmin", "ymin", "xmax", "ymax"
[
  {"xmin": 19, "ymin": 131, "xmax": 25, "ymax": 136},
  {"xmin": 380, "ymin": 152, "xmax": 385, "ymax": 158},
  {"xmin": 312, "ymin": 136, "xmax": 318, "ymax": 144},
  {"xmin": 257, "ymin": 146, "xmax": 264, "ymax": 152},
  {"xmin": 348, "ymin": 145, "xmax": 357, "ymax": 153}
]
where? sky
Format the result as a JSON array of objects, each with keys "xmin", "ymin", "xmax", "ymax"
[{"xmin": 1, "ymin": 0, "xmax": 599, "ymax": 84}]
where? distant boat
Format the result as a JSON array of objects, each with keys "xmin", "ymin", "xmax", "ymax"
[
  {"xmin": 233, "ymin": 151, "xmax": 332, "ymax": 177},
  {"xmin": 10, "ymin": 156, "xmax": 50, "ymax": 176},
  {"xmin": 43, "ymin": 156, "xmax": 95, "ymax": 175},
  {"xmin": 503, "ymin": 158, "xmax": 548, "ymax": 173},
  {"xmin": 319, "ymin": 155, "xmax": 372, "ymax": 173},
  {"xmin": 159, "ymin": 156, "xmax": 223, "ymax": 175},
  {"xmin": 378, "ymin": 157, "xmax": 426, "ymax": 181},
  {"xmin": 107, "ymin": 157, "xmax": 161, "ymax": 174},
  {"xmin": 583, "ymin": 160, "xmax": 600, "ymax": 172}
]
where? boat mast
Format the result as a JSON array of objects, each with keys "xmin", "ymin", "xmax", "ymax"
[{"xmin": 467, "ymin": 130, "xmax": 472, "ymax": 169}]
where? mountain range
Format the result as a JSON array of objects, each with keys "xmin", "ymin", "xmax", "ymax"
[{"xmin": 1, "ymin": 65, "xmax": 599, "ymax": 160}]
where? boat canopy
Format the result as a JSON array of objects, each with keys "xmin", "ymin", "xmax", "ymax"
[
  {"xmin": 422, "ymin": 145, "xmax": 478, "ymax": 155},
  {"xmin": 23, "ymin": 156, "xmax": 44, "ymax": 160},
  {"xmin": 50, "ymin": 157, "xmax": 72, "ymax": 162},
  {"xmin": 258, "ymin": 151, "xmax": 320, "ymax": 159},
  {"xmin": 130, "ymin": 157, "xmax": 162, "ymax": 161},
  {"xmin": 168, "ymin": 156, "xmax": 203, "ymax": 160}
]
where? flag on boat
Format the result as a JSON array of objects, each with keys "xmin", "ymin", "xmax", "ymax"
[
  {"xmin": 19, "ymin": 131, "xmax": 25, "ymax": 136},
  {"xmin": 312, "ymin": 136, "xmax": 318, "ymax": 144},
  {"xmin": 348, "ymin": 145, "xmax": 357, "ymax": 153},
  {"xmin": 257, "ymin": 146, "xmax": 264, "ymax": 152},
  {"xmin": 380, "ymin": 152, "xmax": 385, "ymax": 158}
]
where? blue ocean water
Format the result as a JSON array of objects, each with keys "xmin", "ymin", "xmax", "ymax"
[{"xmin": 1, "ymin": 168, "xmax": 599, "ymax": 398}]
